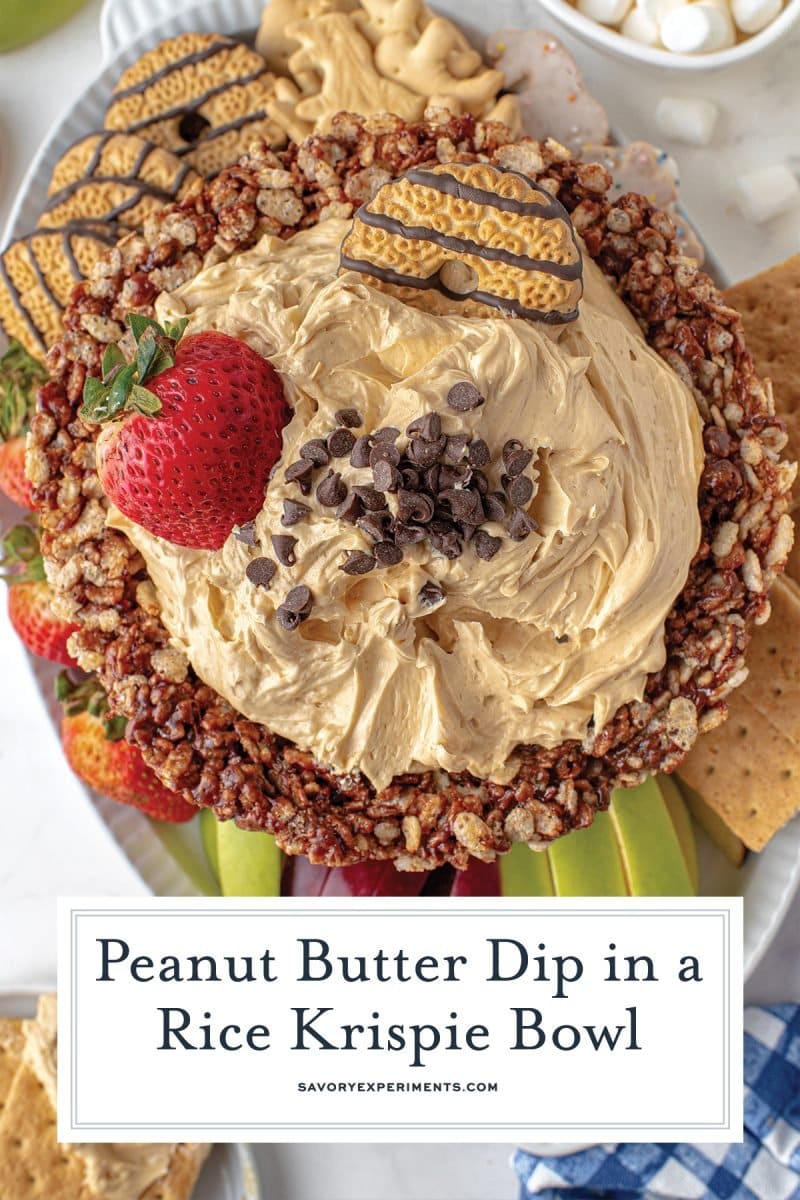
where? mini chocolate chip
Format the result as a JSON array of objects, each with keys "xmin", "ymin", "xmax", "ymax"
[
  {"xmin": 357, "ymin": 512, "xmax": 392, "ymax": 543},
  {"xmin": 282, "ymin": 498, "xmax": 311, "ymax": 526},
  {"xmin": 372, "ymin": 459, "xmax": 401, "ymax": 492},
  {"xmin": 438, "ymin": 463, "xmax": 471, "ymax": 489},
  {"xmin": 555, "ymin": 633, "xmax": 569, "ymax": 644},
  {"xmin": 370, "ymin": 442, "xmax": 400, "ymax": 467},
  {"xmin": 245, "ymin": 557, "xmax": 276, "ymax": 588},
  {"xmin": 483, "ymin": 492, "xmax": 507, "ymax": 523},
  {"xmin": 505, "ymin": 447, "xmax": 533, "ymax": 477},
  {"xmin": 271, "ymin": 534, "xmax": 297, "ymax": 565},
  {"xmin": 394, "ymin": 522, "xmax": 427, "ymax": 546},
  {"xmin": 299, "ymin": 438, "xmax": 330, "ymax": 466},
  {"xmin": 471, "ymin": 470, "xmax": 489, "ymax": 495},
  {"xmin": 444, "ymin": 434, "xmax": 469, "ymax": 461},
  {"xmin": 431, "ymin": 530, "xmax": 462, "ymax": 558},
  {"xmin": 400, "ymin": 466, "xmax": 421, "ymax": 490},
  {"xmin": 423, "ymin": 464, "xmax": 440, "ymax": 493},
  {"xmin": 327, "ymin": 427, "xmax": 357, "ymax": 458},
  {"xmin": 397, "ymin": 489, "xmax": 434, "ymax": 524},
  {"xmin": 507, "ymin": 508, "xmax": 538, "ymax": 540},
  {"xmin": 352, "ymin": 484, "xmax": 388, "ymax": 511},
  {"xmin": 440, "ymin": 488, "xmax": 484, "ymax": 526},
  {"xmin": 316, "ymin": 470, "xmax": 347, "ymax": 507},
  {"xmin": 502, "ymin": 438, "xmax": 524, "ymax": 463},
  {"xmin": 407, "ymin": 411, "xmax": 441, "ymax": 440},
  {"xmin": 341, "ymin": 550, "xmax": 376, "ymax": 575},
  {"xmin": 474, "ymin": 529, "xmax": 502, "ymax": 560},
  {"xmin": 407, "ymin": 438, "xmax": 441, "ymax": 468},
  {"xmin": 373, "ymin": 425, "xmax": 401, "ymax": 443},
  {"xmin": 336, "ymin": 492, "xmax": 362, "ymax": 524},
  {"xmin": 350, "ymin": 435, "xmax": 373, "ymax": 468},
  {"xmin": 334, "ymin": 407, "xmax": 362, "ymax": 428},
  {"xmin": 283, "ymin": 584, "xmax": 312, "ymax": 614},
  {"xmin": 468, "ymin": 438, "xmax": 490, "ymax": 468},
  {"xmin": 234, "ymin": 521, "xmax": 257, "ymax": 547},
  {"xmin": 419, "ymin": 581, "xmax": 445, "ymax": 607},
  {"xmin": 284, "ymin": 459, "xmax": 314, "ymax": 495},
  {"xmin": 276, "ymin": 606, "xmax": 304, "ymax": 631},
  {"xmin": 375, "ymin": 541, "xmax": 403, "ymax": 566},
  {"xmin": 507, "ymin": 475, "xmax": 534, "ymax": 506},
  {"xmin": 447, "ymin": 381, "xmax": 484, "ymax": 412},
  {"xmin": 458, "ymin": 522, "xmax": 478, "ymax": 542}
]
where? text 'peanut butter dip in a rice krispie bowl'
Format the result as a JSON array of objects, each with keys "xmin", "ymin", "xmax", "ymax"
[{"xmin": 30, "ymin": 111, "xmax": 796, "ymax": 870}]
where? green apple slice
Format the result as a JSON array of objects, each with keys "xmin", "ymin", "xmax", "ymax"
[
  {"xmin": 216, "ymin": 819, "xmax": 283, "ymax": 897},
  {"xmin": 199, "ymin": 808, "xmax": 220, "ymax": 884},
  {"xmin": 151, "ymin": 818, "xmax": 220, "ymax": 896},
  {"xmin": 656, "ymin": 774, "xmax": 699, "ymax": 892},
  {"xmin": 609, "ymin": 778, "xmax": 695, "ymax": 896},
  {"xmin": 547, "ymin": 811, "xmax": 628, "ymax": 896},
  {"xmin": 500, "ymin": 842, "xmax": 554, "ymax": 896},
  {"xmin": 676, "ymin": 775, "xmax": 747, "ymax": 868}
]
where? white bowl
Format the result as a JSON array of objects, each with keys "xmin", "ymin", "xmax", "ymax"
[{"xmin": 536, "ymin": 0, "xmax": 800, "ymax": 69}]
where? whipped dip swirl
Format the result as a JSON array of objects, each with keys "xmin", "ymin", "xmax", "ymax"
[{"xmin": 111, "ymin": 220, "xmax": 704, "ymax": 790}]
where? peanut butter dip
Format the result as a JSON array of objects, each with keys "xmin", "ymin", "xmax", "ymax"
[
  {"xmin": 110, "ymin": 219, "xmax": 704, "ymax": 790},
  {"xmin": 22, "ymin": 995, "xmax": 200, "ymax": 1200}
]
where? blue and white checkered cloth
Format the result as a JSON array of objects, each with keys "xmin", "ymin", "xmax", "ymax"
[{"xmin": 514, "ymin": 1005, "xmax": 800, "ymax": 1200}]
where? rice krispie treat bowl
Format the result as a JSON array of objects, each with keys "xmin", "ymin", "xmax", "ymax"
[{"xmin": 26, "ymin": 108, "xmax": 795, "ymax": 871}]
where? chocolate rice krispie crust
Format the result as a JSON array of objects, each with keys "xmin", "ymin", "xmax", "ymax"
[{"xmin": 28, "ymin": 112, "xmax": 795, "ymax": 868}]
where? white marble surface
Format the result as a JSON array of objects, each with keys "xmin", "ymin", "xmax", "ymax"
[{"xmin": 0, "ymin": 2, "xmax": 799, "ymax": 1196}]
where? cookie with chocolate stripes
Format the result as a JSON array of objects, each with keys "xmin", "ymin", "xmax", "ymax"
[
  {"xmin": 38, "ymin": 132, "xmax": 200, "ymax": 231},
  {"xmin": 0, "ymin": 223, "xmax": 123, "ymax": 358},
  {"xmin": 340, "ymin": 160, "xmax": 584, "ymax": 323},
  {"xmin": 104, "ymin": 32, "xmax": 285, "ymax": 177}
]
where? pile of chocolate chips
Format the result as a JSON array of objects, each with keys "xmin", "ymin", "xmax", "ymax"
[{"xmin": 239, "ymin": 385, "xmax": 539, "ymax": 629}]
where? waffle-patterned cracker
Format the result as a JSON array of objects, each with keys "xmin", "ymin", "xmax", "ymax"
[
  {"xmin": 0, "ymin": 223, "xmax": 124, "ymax": 358},
  {"xmin": 340, "ymin": 160, "xmax": 583, "ymax": 323},
  {"xmin": 104, "ymin": 32, "xmax": 284, "ymax": 177},
  {"xmin": 39, "ymin": 132, "xmax": 200, "ymax": 230}
]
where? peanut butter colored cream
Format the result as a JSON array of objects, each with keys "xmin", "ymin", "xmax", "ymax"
[{"xmin": 110, "ymin": 219, "xmax": 704, "ymax": 790}]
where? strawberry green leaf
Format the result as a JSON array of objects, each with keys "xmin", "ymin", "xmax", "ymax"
[
  {"xmin": 134, "ymin": 333, "xmax": 159, "ymax": 382},
  {"xmin": 127, "ymin": 313, "xmax": 163, "ymax": 343},
  {"xmin": 165, "ymin": 317, "xmax": 189, "ymax": 343},
  {"xmin": 106, "ymin": 363, "xmax": 138, "ymax": 418},
  {"xmin": 101, "ymin": 343, "xmax": 126, "ymax": 380},
  {"xmin": 80, "ymin": 376, "xmax": 114, "ymax": 424},
  {"xmin": 1, "ymin": 522, "xmax": 45, "ymax": 584},
  {"xmin": 104, "ymin": 715, "xmax": 128, "ymax": 743},
  {"xmin": 128, "ymin": 384, "xmax": 162, "ymax": 416},
  {"xmin": 0, "ymin": 340, "xmax": 48, "ymax": 442}
]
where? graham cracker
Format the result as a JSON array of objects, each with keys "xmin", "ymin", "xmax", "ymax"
[
  {"xmin": 0, "ymin": 1060, "xmax": 94, "ymax": 1199},
  {"xmin": 725, "ymin": 254, "xmax": 800, "ymax": 584},
  {"xmin": 0, "ymin": 1018, "xmax": 25, "ymax": 1116},
  {"xmin": 680, "ymin": 576, "xmax": 800, "ymax": 850}
]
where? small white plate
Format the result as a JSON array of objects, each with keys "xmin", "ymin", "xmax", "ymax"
[
  {"xmin": 0, "ymin": 987, "xmax": 261, "ymax": 1200},
  {"xmin": 1, "ymin": 0, "xmax": 798, "ymax": 979}
]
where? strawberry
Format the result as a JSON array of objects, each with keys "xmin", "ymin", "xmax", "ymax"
[
  {"xmin": 0, "ymin": 340, "xmax": 48, "ymax": 510},
  {"xmin": 0, "ymin": 438, "xmax": 33, "ymax": 509},
  {"xmin": 1, "ymin": 522, "xmax": 78, "ymax": 666},
  {"xmin": 81, "ymin": 315, "xmax": 290, "ymax": 550},
  {"xmin": 58, "ymin": 673, "xmax": 197, "ymax": 823}
]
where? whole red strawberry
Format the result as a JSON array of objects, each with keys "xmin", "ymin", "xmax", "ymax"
[
  {"xmin": 2, "ymin": 523, "xmax": 78, "ymax": 666},
  {"xmin": 58, "ymin": 673, "xmax": 197, "ymax": 822},
  {"xmin": 83, "ymin": 316, "xmax": 289, "ymax": 550},
  {"xmin": 0, "ymin": 340, "xmax": 48, "ymax": 511}
]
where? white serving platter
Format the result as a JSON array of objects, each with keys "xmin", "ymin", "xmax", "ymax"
[
  {"xmin": 1, "ymin": 0, "xmax": 798, "ymax": 978},
  {"xmin": 0, "ymin": 987, "xmax": 261, "ymax": 1200}
]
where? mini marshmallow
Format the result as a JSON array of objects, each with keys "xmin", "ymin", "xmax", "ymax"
[
  {"xmin": 732, "ymin": 0, "xmax": 783, "ymax": 32},
  {"xmin": 655, "ymin": 97, "xmax": 719, "ymax": 145},
  {"xmin": 661, "ymin": 2, "xmax": 734, "ymax": 52},
  {"xmin": 622, "ymin": 6, "xmax": 661, "ymax": 40},
  {"xmin": 735, "ymin": 164, "xmax": 800, "ymax": 223},
  {"xmin": 578, "ymin": 0, "xmax": 632, "ymax": 24},
  {"xmin": 637, "ymin": 0, "xmax": 687, "ymax": 24}
]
